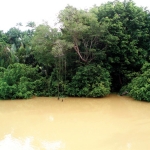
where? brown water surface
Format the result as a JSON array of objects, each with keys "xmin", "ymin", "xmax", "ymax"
[{"xmin": 0, "ymin": 95, "xmax": 150, "ymax": 150}]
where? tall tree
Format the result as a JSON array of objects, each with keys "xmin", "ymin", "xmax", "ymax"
[
  {"xmin": 58, "ymin": 5, "xmax": 107, "ymax": 63},
  {"xmin": 0, "ymin": 30, "xmax": 18, "ymax": 67},
  {"xmin": 31, "ymin": 23, "xmax": 61, "ymax": 69},
  {"xmin": 6, "ymin": 27, "xmax": 22, "ymax": 49},
  {"xmin": 95, "ymin": 0, "xmax": 150, "ymax": 91}
]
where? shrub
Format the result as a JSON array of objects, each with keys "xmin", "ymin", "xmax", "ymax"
[
  {"xmin": 0, "ymin": 63, "xmax": 39, "ymax": 99},
  {"xmin": 67, "ymin": 64, "xmax": 111, "ymax": 97},
  {"xmin": 120, "ymin": 62, "xmax": 150, "ymax": 101}
]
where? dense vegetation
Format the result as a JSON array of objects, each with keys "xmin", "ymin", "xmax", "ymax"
[{"xmin": 0, "ymin": 0, "xmax": 150, "ymax": 101}]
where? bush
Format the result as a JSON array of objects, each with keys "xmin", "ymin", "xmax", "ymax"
[
  {"xmin": 33, "ymin": 77, "xmax": 49, "ymax": 96},
  {"xmin": 120, "ymin": 62, "xmax": 150, "ymax": 101},
  {"xmin": 0, "ymin": 63, "xmax": 40, "ymax": 99},
  {"xmin": 67, "ymin": 64, "xmax": 111, "ymax": 97}
]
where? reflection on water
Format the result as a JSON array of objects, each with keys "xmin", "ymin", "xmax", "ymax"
[
  {"xmin": 0, "ymin": 134, "xmax": 34, "ymax": 150},
  {"xmin": 42, "ymin": 140, "xmax": 65, "ymax": 150},
  {"xmin": 0, "ymin": 134, "xmax": 64, "ymax": 150},
  {"xmin": 0, "ymin": 95, "xmax": 150, "ymax": 150},
  {"xmin": 49, "ymin": 116, "xmax": 54, "ymax": 122}
]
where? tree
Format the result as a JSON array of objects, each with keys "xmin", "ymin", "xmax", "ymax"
[
  {"xmin": 58, "ymin": 5, "xmax": 107, "ymax": 63},
  {"xmin": 51, "ymin": 39, "xmax": 73, "ymax": 97},
  {"xmin": 31, "ymin": 23, "xmax": 61, "ymax": 68},
  {"xmin": 51, "ymin": 39, "xmax": 73, "ymax": 57},
  {"xmin": 6, "ymin": 27, "xmax": 22, "ymax": 49},
  {"xmin": 16, "ymin": 29, "xmax": 34, "ymax": 64},
  {"xmin": 26, "ymin": 21, "xmax": 36, "ymax": 28},
  {"xmin": 0, "ymin": 31, "xmax": 18, "ymax": 67},
  {"xmin": 95, "ymin": 0, "xmax": 150, "ymax": 91}
]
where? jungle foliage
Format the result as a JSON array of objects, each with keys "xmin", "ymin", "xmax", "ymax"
[
  {"xmin": 0, "ymin": 0, "xmax": 150, "ymax": 101},
  {"xmin": 120, "ymin": 62, "xmax": 150, "ymax": 101},
  {"xmin": 67, "ymin": 64, "xmax": 111, "ymax": 97}
]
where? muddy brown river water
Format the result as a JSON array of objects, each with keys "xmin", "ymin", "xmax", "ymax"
[{"xmin": 0, "ymin": 94, "xmax": 150, "ymax": 150}]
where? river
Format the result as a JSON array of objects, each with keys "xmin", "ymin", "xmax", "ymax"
[{"xmin": 0, "ymin": 94, "xmax": 150, "ymax": 150}]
